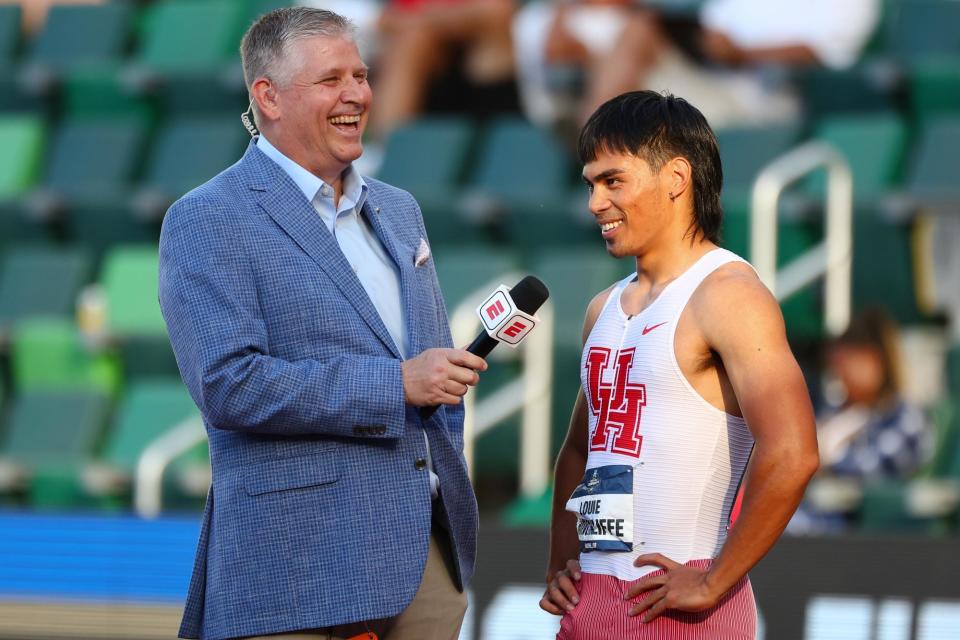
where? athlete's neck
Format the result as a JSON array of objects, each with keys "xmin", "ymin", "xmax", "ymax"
[{"xmin": 633, "ymin": 239, "xmax": 717, "ymax": 292}]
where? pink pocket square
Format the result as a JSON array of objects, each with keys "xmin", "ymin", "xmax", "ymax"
[{"xmin": 414, "ymin": 238, "xmax": 431, "ymax": 267}]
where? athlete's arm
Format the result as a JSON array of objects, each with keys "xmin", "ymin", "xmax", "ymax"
[
  {"xmin": 627, "ymin": 266, "xmax": 819, "ymax": 621},
  {"xmin": 540, "ymin": 286, "xmax": 613, "ymax": 615}
]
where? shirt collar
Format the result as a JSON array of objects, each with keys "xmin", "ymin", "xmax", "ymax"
[{"xmin": 256, "ymin": 134, "xmax": 367, "ymax": 211}]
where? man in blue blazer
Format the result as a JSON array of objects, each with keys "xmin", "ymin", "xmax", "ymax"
[{"xmin": 159, "ymin": 8, "xmax": 486, "ymax": 640}]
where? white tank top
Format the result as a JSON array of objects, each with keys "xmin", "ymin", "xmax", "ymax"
[{"xmin": 575, "ymin": 248, "xmax": 755, "ymax": 580}]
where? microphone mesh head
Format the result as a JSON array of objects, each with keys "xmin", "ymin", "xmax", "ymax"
[{"xmin": 509, "ymin": 275, "xmax": 550, "ymax": 314}]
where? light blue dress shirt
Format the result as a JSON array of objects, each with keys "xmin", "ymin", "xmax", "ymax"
[
  {"xmin": 256, "ymin": 134, "xmax": 408, "ymax": 359},
  {"xmin": 256, "ymin": 135, "xmax": 439, "ymax": 496}
]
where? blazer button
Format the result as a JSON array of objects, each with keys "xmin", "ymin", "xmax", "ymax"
[{"xmin": 414, "ymin": 458, "xmax": 427, "ymax": 471}]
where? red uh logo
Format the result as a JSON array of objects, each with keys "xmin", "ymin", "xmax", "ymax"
[
  {"xmin": 503, "ymin": 320, "xmax": 527, "ymax": 338},
  {"xmin": 585, "ymin": 347, "xmax": 646, "ymax": 457},
  {"xmin": 486, "ymin": 300, "xmax": 506, "ymax": 320}
]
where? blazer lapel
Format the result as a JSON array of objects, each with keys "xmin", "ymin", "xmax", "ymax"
[
  {"xmin": 362, "ymin": 196, "xmax": 421, "ymax": 356},
  {"xmin": 242, "ymin": 144, "xmax": 402, "ymax": 359}
]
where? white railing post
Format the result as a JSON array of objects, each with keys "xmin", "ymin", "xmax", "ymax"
[
  {"xmin": 134, "ymin": 416, "xmax": 206, "ymax": 518},
  {"xmin": 750, "ymin": 140, "xmax": 853, "ymax": 334}
]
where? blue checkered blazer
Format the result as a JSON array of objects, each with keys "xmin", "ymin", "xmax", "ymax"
[{"xmin": 159, "ymin": 141, "xmax": 478, "ymax": 640}]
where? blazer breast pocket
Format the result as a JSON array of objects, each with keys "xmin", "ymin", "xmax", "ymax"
[{"xmin": 242, "ymin": 453, "xmax": 340, "ymax": 496}]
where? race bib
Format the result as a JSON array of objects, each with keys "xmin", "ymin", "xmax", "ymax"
[{"xmin": 566, "ymin": 464, "xmax": 634, "ymax": 552}]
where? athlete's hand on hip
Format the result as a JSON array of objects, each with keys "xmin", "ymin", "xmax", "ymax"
[
  {"xmin": 625, "ymin": 554, "xmax": 720, "ymax": 622},
  {"xmin": 401, "ymin": 348, "xmax": 487, "ymax": 406},
  {"xmin": 539, "ymin": 559, "xmax": 582, "ymax": 615}
]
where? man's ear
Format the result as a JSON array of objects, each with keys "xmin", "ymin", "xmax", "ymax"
[
  {"xmin": 251, "ymin": 78, "xmax": 281, "ymax": 122},
  {"xmin": 664, "ymin": 156, "xmax": 692, "ymax": 201}
]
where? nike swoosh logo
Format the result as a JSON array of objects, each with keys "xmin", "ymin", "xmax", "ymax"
[{"xmin": 642, "ymin": 322, "xmax": 667, "ymax": 335}]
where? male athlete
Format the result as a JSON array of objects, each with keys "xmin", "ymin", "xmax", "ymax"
[{"xmin": 539, "ymin": 91, "xmax": 819, "ymax": 638}]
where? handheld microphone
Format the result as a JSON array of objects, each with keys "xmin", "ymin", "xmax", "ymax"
[{"xmin": 421, "ymin": 275, "xmax": 550, "ymax": 420}]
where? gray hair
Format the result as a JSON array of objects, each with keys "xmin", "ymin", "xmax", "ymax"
[{"xmin": 240, "ymin": 7, "xmax": 355, "ymax": 92}]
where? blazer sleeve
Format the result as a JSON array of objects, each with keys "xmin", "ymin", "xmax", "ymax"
[{"xmin": 158, "ymin": 194, "xmax": 407, "ymax": 439}]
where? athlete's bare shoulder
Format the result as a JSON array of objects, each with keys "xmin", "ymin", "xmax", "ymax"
[
  {"xmin": 690, "ymin": 259, "xmax": 788, "ymax": 354},
  {"xmin": 582, "ymin": 283, "xmax": 619, "ymax": 344}
]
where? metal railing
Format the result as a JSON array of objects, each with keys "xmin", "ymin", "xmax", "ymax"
[
  {"xmin": 750, "ymin": 140, "xmax": 853, "ymax": 334},
  {"xmin": 450, "ymin": 274, "xmax": 554, "ymax": 499},
  {"xmin": 134, "ymin": 415, "xmax": 205, "ymax": 518}
]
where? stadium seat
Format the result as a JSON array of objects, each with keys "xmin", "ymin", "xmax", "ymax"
[
  {"xmin": 0, "ymin": 246, "xmax": 93, "ymax": 339},
  {"xmin": 909, "ymin": 57, "xmax": 960, "ymax": 121},
  {"xmin": 132, "ymin": 114, "xmax": 249, "ymax": 222},
  {"xmin": 906, "ymin": 116, "xmax": 960, "ymax": 208},
  {"xmin": 83, "ymin": 379, "xmax": 199, "ymax": 502},
  {"xmin": 810, "ymin": 112, "xmax": 908, "ymax": 199},
  {"xmin": 126, "ymin": 0, "xmax": 247, "ymax": 112},
  {"xmin": 0, "ymin": 115, "xmax": 46, "ymax": 247},
  {"xmin": 20, "ymin": 2, "xmax": 132, "ymax": 96},
  {"xmin": 716, "ymin": 124, "xmax": 800, "ymax": 194},
  {"xmin": 433, "ymin": 246, "xmax": 521, "ymax": 313},
  {"xmin": 41, "ymin": 116, "xmax": 151, "ymax": 252},
  {"xmin": 882, "ymin": 0, "xmax": 960, "ymax": 63},
  {"xmin": 796, "ymin": 66, "xmax": 897, "ymax": 120},
  {"xmin": 100, "ymin": 245, "xmax": 179, "ymax": 378},
  {"xmin": 9, "ymin": 319, "xmax": 121, "ymax": 395},
  {"xmin": 0, "ymin": 390, "xmax": 110, "ymax": 507},
  {"xmin": 463, "ymin": 117, "xmax": 575, "ymax": 237},
  {"xmin": 377, "ymin": 117, "xmax": 485, "ymax": 244}
]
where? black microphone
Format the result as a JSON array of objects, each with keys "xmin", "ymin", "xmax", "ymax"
[{"xmin": 421, "ymin": 275, "xmax": 550, "ymax": 420}]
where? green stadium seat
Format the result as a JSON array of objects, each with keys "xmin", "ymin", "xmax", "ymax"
[
  {"xmin": 9, "ymin": 318, "xmax": 121, "ymax": 395},
  {"xmin": 464, "ymin": 117, "xmax": 575, "ymax": 238},
  {"xmin": 0, "ymin": 246, "xmax": 93, "ymax": 338},
  {"xmin": 0, "ymin": 5, "xmax": 28, "ymax": 113},
  {"xmin": 850, "ymin": 207, "xmax": 927, "ymax": 325},
  {"xmin": 20, "ymin": 2, "xmax": 132, "ymax": 96},
  {"xmin": 135, "ymin": 0, "xmax": 245, "ymax": 75},
  {"xmin": 101, "ymin": 245, "xmax": 179, "ymax": 378},
  {"xmin": 810, "ymin": 113, "xmax": 908, "ymax": 199},
  {"xmin": 0, "ymin": 390, "xmax": 110, "ymax": 507},
  {"xmin": 377, "ymin": 117, "xmax": 484, "ymax": 244},
  {"xmin": 0, "ymin": 4, "xmax": 19, "ymax": 64},
  {"xmin": 0, "ymin": 116, "xmax": 45, "ymax": 198},
  {"xmin": 83, "ymin": 379, "xmax": 198, "ymax": 501},
  {"xmin": 0, "ymin": 115, "xmax": 47, "ymax": 246},
  {"xmin": 126, "ymin": 0, "xmax": 247, "ymax": 112},
  {"xmin": 38, "ymin": 116, "xmax": 151, "ymax": 252},
  {"xmin": 909, "ymin": 57, "xmax": 960, "ymax": 122},
  {"xmin": 796, "ymin": 66, "xmax": 897, "ymax": 120},
  {"xmin": 906, "ymin": 117, "xmax": 960, "ymax": 207},
  {"xmin": 882, "ymin": 0, "xmax": 960, "ymax": 63},
  {"xmin": 434, "ymin": 246, "xmax": 520, "ymax": 312},
  {"xmin": 716, "ymin": 124, "xmax": 801, "ymax": 202},
  {"xmin": 132, "ymin": 115, "xmax": 249, "ymax": 222}
]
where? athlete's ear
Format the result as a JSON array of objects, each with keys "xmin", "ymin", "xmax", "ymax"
[{"xmin": 663, "ymin": 156, "xmax": 692, "ymax": 203}]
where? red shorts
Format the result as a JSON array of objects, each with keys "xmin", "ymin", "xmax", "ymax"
[{"xmin": 557, "ymin": 559, "xmax": 756, "ymax": 640}]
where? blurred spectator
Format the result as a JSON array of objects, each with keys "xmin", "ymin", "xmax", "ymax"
[
  {"xmin": 817, "ymin": 307, "xmax": 933, "ymax": 481},
  {"xmin": 513, "ymin": 0, "xmax": 880, "ymax": 131},
  {"xmin": 370, "ymin": 0, "xmax": 518, "ymax": 140},
  {"xmin": 2, "ymin": 0, "xmax": 103, "ymax": 35}
]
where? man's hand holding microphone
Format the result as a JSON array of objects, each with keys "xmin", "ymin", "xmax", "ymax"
[{"xmin": 403, "ymin": 275, "xmax": 550, "ymax": 412}]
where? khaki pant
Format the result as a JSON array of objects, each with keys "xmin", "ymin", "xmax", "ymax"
[{"xmin": 244, "ymin": 527, "xmax": 467, "ymax": 640}]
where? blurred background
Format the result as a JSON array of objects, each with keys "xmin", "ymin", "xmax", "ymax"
[{"xmin": 0, "ymin": 0, "xmax": 958, "ymax": 638}]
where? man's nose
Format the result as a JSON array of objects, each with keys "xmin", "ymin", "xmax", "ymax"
[
  {"xmin": 341, "ymin": 79, "xmax": 368, "ymax": 104},
  {"xmin": 588, "ymin": 190, "xmax": 609, "ymax": 215}
]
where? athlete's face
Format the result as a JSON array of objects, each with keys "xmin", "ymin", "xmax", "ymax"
[{"xmin": 582, "ymin": 150, "xmax": 676, "ymax": 258}]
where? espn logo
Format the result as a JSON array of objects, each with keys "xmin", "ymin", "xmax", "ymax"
[
  {"xmin": 476, "ymin": 285, "xmax": 540, "ymax": 347},
  {"xmin": 485, "ymin": 299, "xmax": 506, "ymax": 321}
]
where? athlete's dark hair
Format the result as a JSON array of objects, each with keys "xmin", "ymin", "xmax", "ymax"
[{"xmin": 578, "ymin": 90, "xmax": 723, "ymax": 243}]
